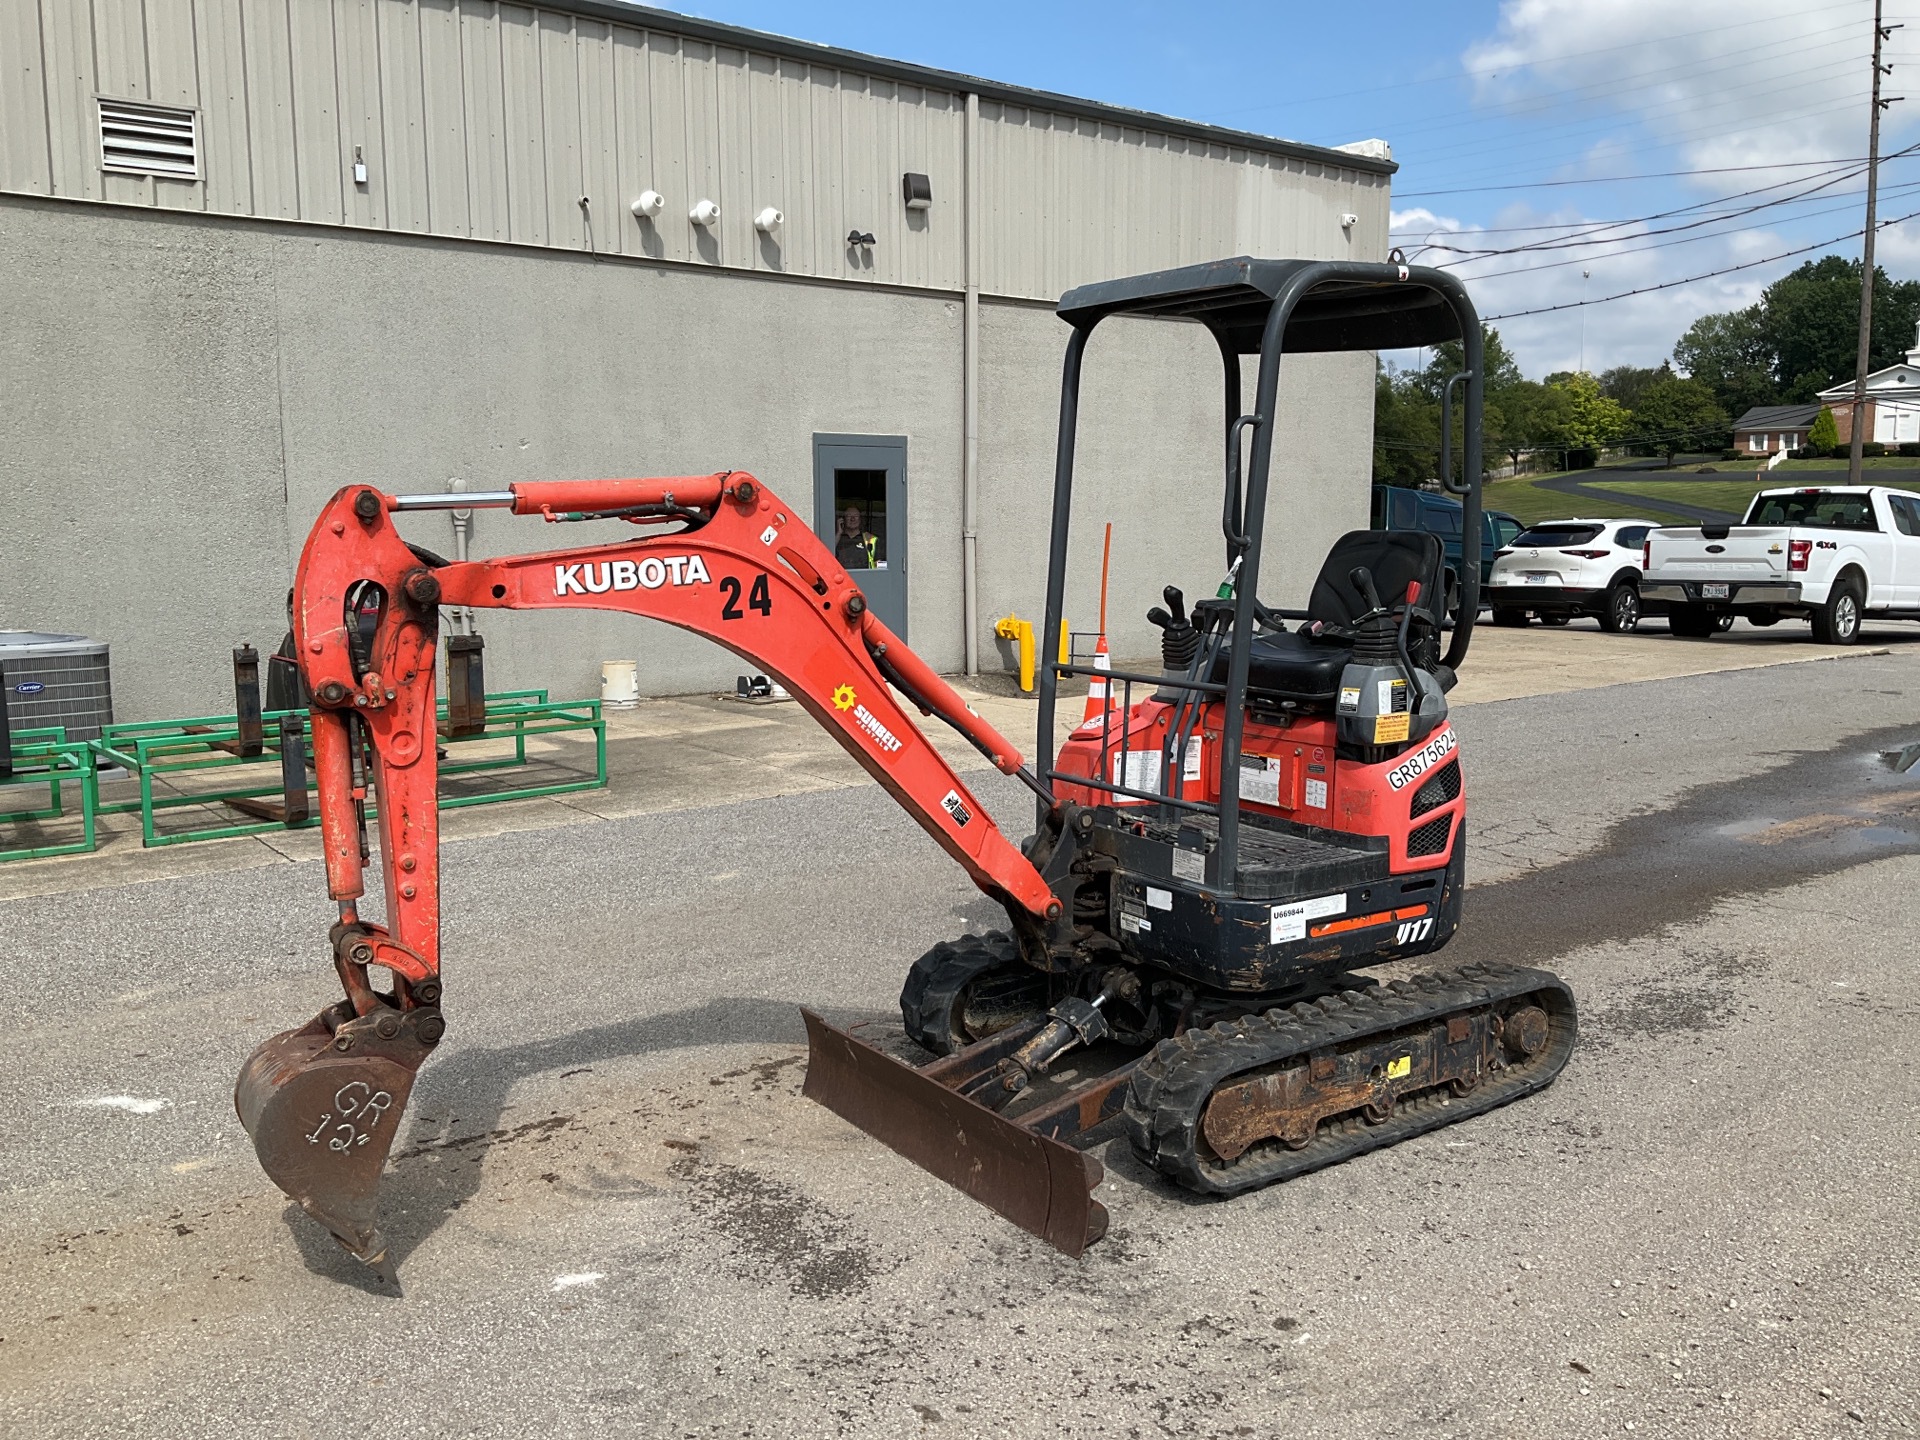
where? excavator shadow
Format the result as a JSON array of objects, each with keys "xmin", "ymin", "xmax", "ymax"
[{"xmin": 277, "ymin": 995, "xmax": 890, "ymax": 1291}]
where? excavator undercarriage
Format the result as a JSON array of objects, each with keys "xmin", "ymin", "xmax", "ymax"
[{"xmin": 235, "ymin": 256, "xmax": 1578, "ymax": 1280}]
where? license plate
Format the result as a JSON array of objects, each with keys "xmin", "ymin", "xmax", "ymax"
[
  {"xmin": 1701, "ymin": 583, "xmax": 1729, "ymax": 599},
  {"xmin": 1523, "ymin": 574, "xmax": 1552, "ymax": 585}
]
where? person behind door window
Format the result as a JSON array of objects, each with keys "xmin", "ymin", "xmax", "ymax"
[{"xmin": 835, "ymin": 504, "xmax": 879, "ymax": 569}]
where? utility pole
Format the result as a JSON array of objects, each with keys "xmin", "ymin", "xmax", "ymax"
[{"xmin": 1850, "ymin": 1, "xmax": 1902, "ymax": 482}]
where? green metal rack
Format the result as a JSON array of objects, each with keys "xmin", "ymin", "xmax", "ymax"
[
  {"xmin": 1, "ymin": 726, "xmax": 100, "ymax": 862},
  {"xmin": 88, "ymin": 689, "xmax": 606, "ymax": 848}
]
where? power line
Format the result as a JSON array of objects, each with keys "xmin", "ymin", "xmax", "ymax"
[
  {"xmin": 1441, "ymin": 176, "xmax": 1920, "ymax": 280},
  {"xmin": 1419, "ymin": 149, "xmax": 1913, "ymax": 263},
  {"xmin": 1387, "ymin": 95, "xmax": 1890, "ymax": 203},
  {"xmin": 1405, "ymin": 156, "xmax": 1881, "ymax": 261},
  {"xmin": 1395, "ymin": 152, "xmax": 1903, "ymax": 199},
  {"xmin": 1481, "ymin": 207, "xmax": 1920, "ymax": 320}
]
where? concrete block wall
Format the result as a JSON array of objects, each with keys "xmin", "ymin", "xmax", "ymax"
[{"xmin": 2, "ymin": 196, "xmax": 1372, "ymax": 721}]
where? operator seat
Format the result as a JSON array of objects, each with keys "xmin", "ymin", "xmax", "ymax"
[{"xmin": 1207, "ymin": 530, "xmax": 1445, "ymax": 703}]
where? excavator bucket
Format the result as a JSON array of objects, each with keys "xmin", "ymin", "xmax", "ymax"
[
  {"xmin": 801, "ymin": 1009, "xmax": 1108, "ymax": 1256},
  {"xmin": 234, "ymin": 1004, "xmax": 439, "ymax": 1283}
]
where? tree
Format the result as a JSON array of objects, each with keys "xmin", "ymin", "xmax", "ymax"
[
  {"xmin": 1630, "ymin": 376, "xmax": 1729, "ymax": 465},
  {"xmin": 1674, "ymin": 307, "xmax": 1775, "ymax": 418},
  {"xmin": 1415, "ymin": 324, "xmax": 1523, "ymax": 402},
  {"xmin": 1372, "ymin": 364, "xmax": 1438, "ymax": 485},
  {"xmin": 1808, "ymin": 405, "xmax": 1839, "ymax": 454},
  {"xmin": 1550, "ymin": 372, "xmax": 1632, "ymax": 464},
  {"xmin": 1676, "ymin": 258, "xmax": 1920, "ymax": 417},
  {"xmin": 1599, "ymin": 363, "xmax": 1670, "ymax": 413},
  {"xmin": 1487, "ymin": 379, "xmax": 1568, "ymax": 470},
  {"xmin": 1762, "ymin": 255, "xmax": 1920, "ymax": 400}
]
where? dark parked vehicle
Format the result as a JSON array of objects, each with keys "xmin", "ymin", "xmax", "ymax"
[{"xmin": 1371, "ymin": 484, "xmax": 1522, "ymax": 615}]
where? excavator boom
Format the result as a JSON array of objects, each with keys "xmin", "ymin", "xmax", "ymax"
[{"xmin": 237, "ymin": 472, "xmax": 1076, "ymax": 1276}]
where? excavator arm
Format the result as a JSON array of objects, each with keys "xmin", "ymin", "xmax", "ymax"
[{"xmin": 237, "ymin": 472, "xmax": 1072, "ymax": 1278}]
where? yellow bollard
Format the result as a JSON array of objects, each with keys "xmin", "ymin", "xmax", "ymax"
[{"xmin": 993, "ymin": 614, "xmax": 1037, "ymax": 694}]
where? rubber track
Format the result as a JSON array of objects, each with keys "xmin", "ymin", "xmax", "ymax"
[
  {"xmin": 899, "ymin": 931, "xmax": 1026, "ymax": 1056},
  {"xmin": 1121, "ymin": 962, "xmax": 1577, "ymax": 1195}
]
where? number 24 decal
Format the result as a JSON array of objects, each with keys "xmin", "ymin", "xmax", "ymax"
[
  {"xmin": 1395, "ymin": 917, "xmax": 1433, "ymax": 945},
  {"xmin": 719, "ymin": 573, "xmax": 773, "ymax": 620}
]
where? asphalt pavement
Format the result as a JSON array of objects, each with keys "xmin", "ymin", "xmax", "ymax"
[{"xmin": 4, "ymin": 649, "xmax": 1920, "ymax": 1438}]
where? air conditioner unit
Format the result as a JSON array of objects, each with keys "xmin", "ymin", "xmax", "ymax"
[{"xmin": 0, "ymin": 632, "xmax": 114, "ymax": 744}]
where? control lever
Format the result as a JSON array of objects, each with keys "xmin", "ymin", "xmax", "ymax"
[
  {"xmin": 1348, "ymin": 565, "xmax": 1385, "ymax": 618},
  {"xmin": 1396, "ymin": 580, "xmax": 1424, "ymax": 700}
]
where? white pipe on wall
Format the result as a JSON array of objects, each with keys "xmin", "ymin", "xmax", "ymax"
[{"xmin": 962, "ymin": 89, "xmax": 981, "ymax": 676}]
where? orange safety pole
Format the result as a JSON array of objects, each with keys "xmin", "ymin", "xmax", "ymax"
[{"xmin": 1099, "ymin": 522, "xmax": 1112, "ymax": 638}]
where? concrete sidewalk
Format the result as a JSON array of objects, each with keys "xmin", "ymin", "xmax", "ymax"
[{"xmin": 0, "ymin": 620, "xmax": 1905, "ymax": 902}]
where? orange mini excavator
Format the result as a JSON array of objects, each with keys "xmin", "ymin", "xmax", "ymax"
[{"xmin": 237, "ymin": 258, "xmax": 1576, "ymax": 1281}]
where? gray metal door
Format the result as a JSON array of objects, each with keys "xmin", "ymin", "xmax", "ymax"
[{"xmin": 814, "ymin": 434, "xmax": 908, "ymax": 638}]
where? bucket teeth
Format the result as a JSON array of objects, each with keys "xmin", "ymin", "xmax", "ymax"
[{"xmin": 234, "ymin": 1003, "xmax": 441, "ymax": 1278}]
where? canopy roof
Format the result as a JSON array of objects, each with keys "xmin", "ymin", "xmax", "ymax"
[{"xmin": 1056, "ymin": 257, "xmax": 1467, "ymax": 354}]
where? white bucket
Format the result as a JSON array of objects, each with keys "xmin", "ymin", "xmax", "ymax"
[{"xmin": 600, "ymin": 659, "xmax": 640, "ymax": 709}]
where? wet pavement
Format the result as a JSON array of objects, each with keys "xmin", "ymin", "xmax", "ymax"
[{"xmin": 3, "ymin": 652, "xmax": 1919, "ymax": 1438}]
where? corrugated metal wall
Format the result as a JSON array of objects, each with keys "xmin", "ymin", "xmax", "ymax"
[{"xmin": 0, "ymin": 0, "xmax": 1388, "ymax": 298}]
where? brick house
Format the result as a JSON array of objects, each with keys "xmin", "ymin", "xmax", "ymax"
[{"xmin": 1731, "ymin": 403, "xmax": 1819, "ymax": 455}]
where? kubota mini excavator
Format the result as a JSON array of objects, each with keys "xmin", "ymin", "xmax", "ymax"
[{"xmin": 237, "ymin": 257, "xmax": 1576, "ymax": 1280}]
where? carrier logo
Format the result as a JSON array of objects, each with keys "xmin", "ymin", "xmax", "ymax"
[
  {"xmin": 554, "ymin": 555, "xmax": 711, "ymax": 596},
  {"xmin": 1384, "ymin": 727, "xmax": 1457, "ymax": 791},
  {"xmin": 13, "ymin": 681, "xmax": 45, "ymax": 695},
  {"xmin": 941, "ymin": 790, "xmax": 973, "ymax": 827}
]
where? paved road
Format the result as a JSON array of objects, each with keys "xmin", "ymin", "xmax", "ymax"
[
  {"xmin": 1530, "ymin": 471, "xmax": 1736, "ymax": 524},
  {"xmin": 5, "ymin": 654, "xmax": 1920, "ymax": 1438}
]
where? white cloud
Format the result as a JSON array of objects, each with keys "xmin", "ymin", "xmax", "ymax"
[
  {"xmin": 1387, "ymin": 2, "xmax": 1920, "ymax": 375},
  {"xmin": 1465, "ymin": 0, "xmax": 1920, "ymax": 181}
]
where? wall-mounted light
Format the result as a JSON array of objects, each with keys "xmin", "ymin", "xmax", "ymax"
[
  {"xmin": 901, "ymin": 172, "xmax": 932, "ymax": 210},
  {"xmin": 754, "ymin": 206, "xmax": 783, "ymax": 234},
  {"xmin": 690, "ymin": 198, "xmax": 720, "ymax": 226},
  {"xmin": 847, "ymin": 229, "xmax": 876, "ymax": 247},
  {"xmin": 630, "ymin": 190, "xmax": 665, "ymax": 220}
]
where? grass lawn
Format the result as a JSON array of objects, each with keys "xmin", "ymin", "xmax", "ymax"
[
  {"xmin": 1767, "ymin": 456, "xmax": 1920, "ymax": 471},
  {"xmin": 1592, "ymin": 474, "xmax": 1920, "ymax": 519},
  {"xmin": 1482, "ymin": 475, "xmax": 1706, "ymax": 525}
]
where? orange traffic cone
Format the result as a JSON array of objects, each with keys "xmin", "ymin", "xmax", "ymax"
[{"xmin": 1082, "ymin": 632, "xmax": 1113, "ymax": 724}]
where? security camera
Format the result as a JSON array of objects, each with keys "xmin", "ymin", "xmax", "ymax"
[{"xmin": 1341, "ymin": 213, "xmax": 1359, "ymax": 229}]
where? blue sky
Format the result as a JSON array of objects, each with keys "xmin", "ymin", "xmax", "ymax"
[{"xmin": 664, "ymin": 1, "xmax": 1920, "ymax": 380}]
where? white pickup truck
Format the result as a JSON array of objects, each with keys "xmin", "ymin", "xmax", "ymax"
[{"xmin": 1642, "ymin": 485, "xmax": 1920, "ymax": 643}]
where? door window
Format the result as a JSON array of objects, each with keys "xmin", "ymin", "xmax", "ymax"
[
  {"xmin": 1616, "ymin": 525, "xmax": 1651, "ymax": 549},
  {"xmin": 815, "ymin": 434, "xmax": 908, "ymax": 638},
  {"xmin": 830, "ymin": 470, "xmax": 888, "ymax": 569}
]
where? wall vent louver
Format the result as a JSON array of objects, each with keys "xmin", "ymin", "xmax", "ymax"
[{"xmin": 99, "ymin": 99, "xmax": 199, "ymax": 179}]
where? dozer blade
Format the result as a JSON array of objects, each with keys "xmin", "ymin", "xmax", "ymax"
[
  {"xmin": 234, "ymin": 1003, "xmax": 440, "ymax": 1282},
  {"xmin": 801, "ymin": 1009, "xmax": 1108, "ymax": 1256}
]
